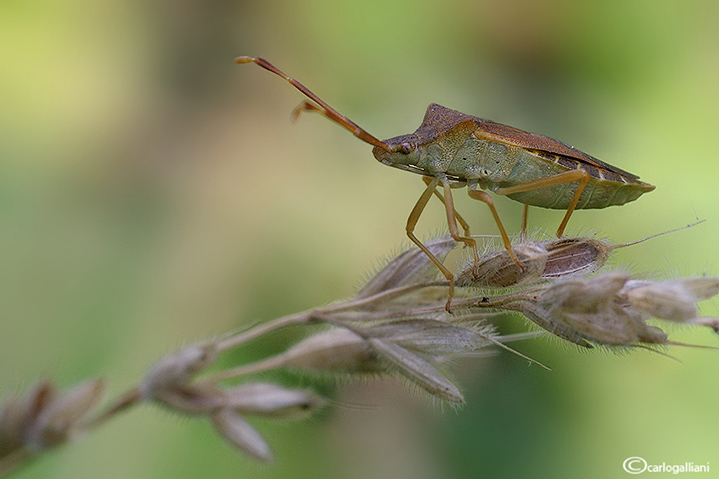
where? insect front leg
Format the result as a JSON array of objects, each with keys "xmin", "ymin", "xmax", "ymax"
[
  {"xmin": 406, "ymin": 176, "xmax": 457, "ymax": 312},
  {"xmin": 422, "ymin": 176, "xmax": 472, "ymax": 238},
  {"xmin": 436, "ymin": 177, "xmax": 480, "ymax": 265},
  {"xmin": 494, "ymin": 169, "xmax": 590, "ymax": 237}
]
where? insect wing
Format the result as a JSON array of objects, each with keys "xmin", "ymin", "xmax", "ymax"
[{"xmin": 474, "ymin": 119, "xmax": 641, "ymax": 180}]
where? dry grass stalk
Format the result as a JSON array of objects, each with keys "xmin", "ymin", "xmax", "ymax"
[{"xmin": 2, "ymin": 229, "xmax": 717, "ymax": 474}]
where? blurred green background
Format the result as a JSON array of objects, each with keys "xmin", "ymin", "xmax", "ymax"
[{"xmin": 2, "ymin": 0, "xmax": 718, "ymax": 478}]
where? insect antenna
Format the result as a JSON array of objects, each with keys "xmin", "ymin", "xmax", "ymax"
[{"xmin": 236, "ymin": 56, "xmax": 391, "ymax": 152}]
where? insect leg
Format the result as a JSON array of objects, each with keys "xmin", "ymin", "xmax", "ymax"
[
  {"xmin": 466, "ymin": 189, "xmax": 523, "ymax": 269},
  {"xmin": 556, "ymin": 171, "xmax": 590, "ymax": 237},
  {"xmin": 494, "ymin": 169, "xmax": 589, "ymax": 237},
  {"xmin": 437, "ymin": 178, "xmax": 480, "ymax": 264},
  {"xmin": 406, "ymin": 177, "xmax": 456, "ymax": 311},
  {"xmin": 521, "ymin": 204, "xmax": 529, "ymax": 239},
  {"xmin": 422, "ymin": 176, "xmax": 472, "ymax": 237}
]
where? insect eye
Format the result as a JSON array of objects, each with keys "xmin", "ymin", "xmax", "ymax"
[{"xmin": 399, "ymin": 142, "xmax": 414, "ymax": 154}]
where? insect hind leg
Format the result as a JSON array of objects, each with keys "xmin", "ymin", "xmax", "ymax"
[
  {"xmin": 521, "ymin": 204, "xmax": 529, "ymax": 239},
  {"xmin": 494, "ymin": 169, "xmax": 590, "ymax": 237}
]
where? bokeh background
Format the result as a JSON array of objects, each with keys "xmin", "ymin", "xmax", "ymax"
[{"xmin": 2, "ymin": 0, "xmax": 719, "ymax": 478}]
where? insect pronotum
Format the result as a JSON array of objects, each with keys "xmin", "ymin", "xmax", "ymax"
[{"xmin": 236, "ymin": 56, "xmax": 655, "ymax": 310}]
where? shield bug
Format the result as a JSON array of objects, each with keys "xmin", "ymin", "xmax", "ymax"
[{"xmin": 236, "ymin": 56, "xmax": 655, "ymax": 310}]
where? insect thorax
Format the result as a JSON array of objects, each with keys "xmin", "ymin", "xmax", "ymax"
[{"xmin": 444, "ymin": 136, "xmax": 524, "ymax": 185}]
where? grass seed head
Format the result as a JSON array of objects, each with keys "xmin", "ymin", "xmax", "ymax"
[{"xmin": 456, "ymin": 237, "xmax": 612, "ymax": 289}]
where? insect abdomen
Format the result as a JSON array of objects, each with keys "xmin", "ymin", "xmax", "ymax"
[{"xmin": 501, "ymin": 148, "xmax": 654, "ymax": 210}]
